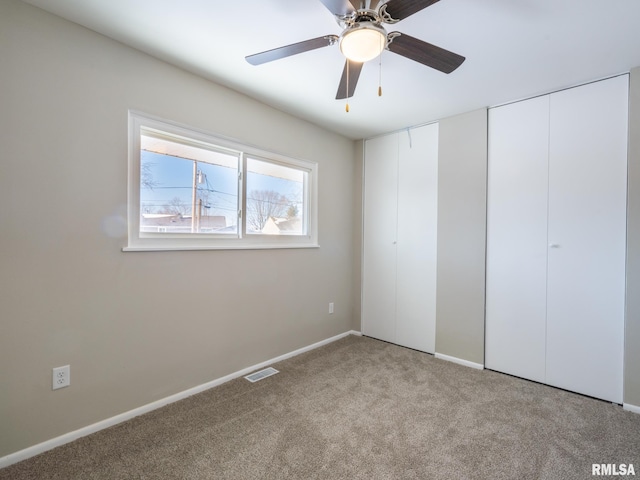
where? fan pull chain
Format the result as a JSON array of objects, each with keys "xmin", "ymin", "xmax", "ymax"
[
  {"xmin": 378, "ymin": 34, "xmax": 384, "ymax": 97},
  {"xmin": 346, "ymin": 59, "xmax": 350, "ymax": 113}
]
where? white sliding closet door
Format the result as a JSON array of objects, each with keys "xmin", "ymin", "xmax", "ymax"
[
  {"xmin": 396, "ymin": 124, "xmax": 438, "ymax": 353},
  {"xmin": 485, "ymin": 96, "xmax": 550, "ymax": 383},
  {"xmin": 545, "ymin": 76, "xmax": 628, "ymax": 403},
  {"xmin": 362, "ymin": 133, "xmax": 399, "ymax": 343}
]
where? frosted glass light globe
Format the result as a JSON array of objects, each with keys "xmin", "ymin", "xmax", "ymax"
[{"xmin": 340, "ymin": 24, "xmax": 386, "ymax": 63}]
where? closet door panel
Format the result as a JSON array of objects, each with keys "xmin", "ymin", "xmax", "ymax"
[
  {"xmin": 546, "ymin": 76, "xmax": 628, "ymax": 403},
  {"xmin": 362, "ymin": 133, "xmax": 399, "ymax": 343},
  {"xmin": 485, "ymin": 96, "xmax": 550, "ymax": 383},
  {"xmin": 396, "ymin": 124, "xmax": 438, "ymax": 353}
]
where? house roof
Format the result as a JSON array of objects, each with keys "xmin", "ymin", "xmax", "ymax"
[
  {"xmin": 141, "ymin": 214, "xmax": 227, "ymax": 231},
  {"xmin": 262, "ymin": 217, "xmax": 302, "ymax": 234}
]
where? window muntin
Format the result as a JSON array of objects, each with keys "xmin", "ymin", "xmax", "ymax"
[{"xmin": 127, "ymin": 112, "xmax": 318, "ymax": 250}]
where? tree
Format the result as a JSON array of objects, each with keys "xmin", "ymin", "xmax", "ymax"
[
  {"xmin": 160, "ymin": 196, "xmax": 189, "ymax": 216},
  {"xmin": 141, "ymin": 160, "xmax": 159, "ymax": 190},
  {"xmin": 286, "ymin": 204, "xmax": 299, "ymax": 219},
  {"xmin": 246, "ymin": 190, "xmax": 289, "ymax": 232}
]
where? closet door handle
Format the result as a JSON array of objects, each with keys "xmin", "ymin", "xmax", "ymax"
[{"xmin": 549, "ymin": 244, "xmax": 560, "ymax": 248}]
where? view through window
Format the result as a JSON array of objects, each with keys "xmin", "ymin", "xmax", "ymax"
[
  {"xmin": 127, "ymin": 112, "xmax": 317, "ymax": 250},
  {"xmin": 246, "ymin": 157, "xmax": 306, "ymax": 235},
  {"xmin": 140, "ymin": 132, "xmax": 240, "ymax": 235}
]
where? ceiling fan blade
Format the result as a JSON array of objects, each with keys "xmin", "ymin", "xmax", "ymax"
[
  {"xmin": 369, "ymin": 0, "xmax": 382, "ymax": 9},
  {"xmin": 318, "ymin": 0, "xmax": 357, "ymax": 16},
  {"xmin": 246, "ymin": 35, "xmax": 338, "ymax": 65},
  {"xmin": 380, "ymin": 0, "xmax": 440, "ymax": 23},
  {"xmin": 336, "ymin": 60, "xmax": 364, "ymax": 99},
  {"xmin": 387, "ymin": 32, "xmax": 465, "ymax": 73}
]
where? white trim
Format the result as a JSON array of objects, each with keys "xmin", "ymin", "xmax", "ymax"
[
  {"xmin": 623, "ymin": 403, "xmax": 640, "ymax": 414},
  {"xmin": 435, "ymin": 352, "xmax": 485, "ymax": 370},
  {"xmin": 122, "ymin": 244, "xmax": 320, "ymax": 252},
  {"xmin": 0, "ymin": 330, "xmax": 359, "ymax": 469}
]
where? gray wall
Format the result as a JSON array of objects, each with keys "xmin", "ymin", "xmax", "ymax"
[
  {"xmin": 352, "ymin": 140, "xmax": 364, "ymax": 332},
  {"xmin": 0, "ymin": 0, "xmax": 358, "ymax": 458},
  {"xmin": 625, "ymin": 68, "xmax": 640, "ymax": 407},
  {"xmin": 435, "ymin": 109, "xmax": 488, "ymax": 365}
]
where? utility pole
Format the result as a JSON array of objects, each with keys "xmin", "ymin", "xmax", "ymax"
[{"xmin": 191, "ymin": 161, "xmax": 197, "ymax": 233}]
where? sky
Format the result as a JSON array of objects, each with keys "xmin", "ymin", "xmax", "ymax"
[{"xmin": 140, "ymin": 150, "xmax": 304, "ymax": 229}]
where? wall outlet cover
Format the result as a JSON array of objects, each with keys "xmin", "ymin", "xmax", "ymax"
[{"xmin": 52, "ymin": 365, "xmax": 70, "ymax": 390}]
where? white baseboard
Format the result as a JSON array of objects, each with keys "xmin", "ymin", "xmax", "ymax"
[
  {"xmin": 435, "ymin": 352, "xmax": 484, "ymax": 370},
  {"xmin": 623, "ymin": 403, "xmax": 640, "ymax": 414},
  {"xmin": 0, "ymin": 330, "xmax": 360, "ymax": 469}
]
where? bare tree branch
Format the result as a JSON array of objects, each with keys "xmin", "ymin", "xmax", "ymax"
[{"xmin": 246, "ymin": 190, "xmax": 289, "ymax": 232}]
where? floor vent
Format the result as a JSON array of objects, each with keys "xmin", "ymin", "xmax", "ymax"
[{"xmin": 244, "ymin": 367, "xmax": 279, "ymax": 383}]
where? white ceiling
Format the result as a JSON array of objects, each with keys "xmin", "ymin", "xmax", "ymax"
[{"xmin": 20, "ymin": 0, "xmax": 640, "ymax": 139}]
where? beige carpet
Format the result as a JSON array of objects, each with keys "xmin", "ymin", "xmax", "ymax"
[{"xmin": 2, "ymin": 335, "xmax": 639, "ymax": 479}]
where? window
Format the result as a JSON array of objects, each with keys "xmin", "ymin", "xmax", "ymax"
[{"xmin": 126, "ymin": 112, "xmax": 318, "ymax": 250}]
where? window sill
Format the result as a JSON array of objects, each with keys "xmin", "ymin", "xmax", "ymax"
[{"xmin": 122, "ymin": 244, "xmax": 320, "ymax": 252}]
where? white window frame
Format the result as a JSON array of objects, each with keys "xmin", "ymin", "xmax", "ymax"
[{"xmin": 125, "ymin": 111, "xmax": 318, "ymax": 251}]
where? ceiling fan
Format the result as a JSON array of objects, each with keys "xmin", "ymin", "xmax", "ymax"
[{"xmin": 245, "ymin": 0, "xmax": 465, "ymax": 101}]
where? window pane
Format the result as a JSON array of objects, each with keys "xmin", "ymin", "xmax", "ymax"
[
  {"xmin": 246, "ymin": 157, "xmax": 306, "ymax": 235},
  {"xmin": 139, "ymin": 133, "xmax": 239, "ymax": 235}
]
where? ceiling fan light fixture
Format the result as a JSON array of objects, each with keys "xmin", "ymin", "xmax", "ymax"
[{"xmin": 340, "ymin": 23, "xmax": 386, "ymax": 63}]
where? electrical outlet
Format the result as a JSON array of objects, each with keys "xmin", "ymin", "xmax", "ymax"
[
  {"xmin": 52, "ymin": 365, "xmax": 70, "ymax": 390},
  {"xmin": 329, "ymin": 302, "xmax": 334, "ymax": 314}
]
